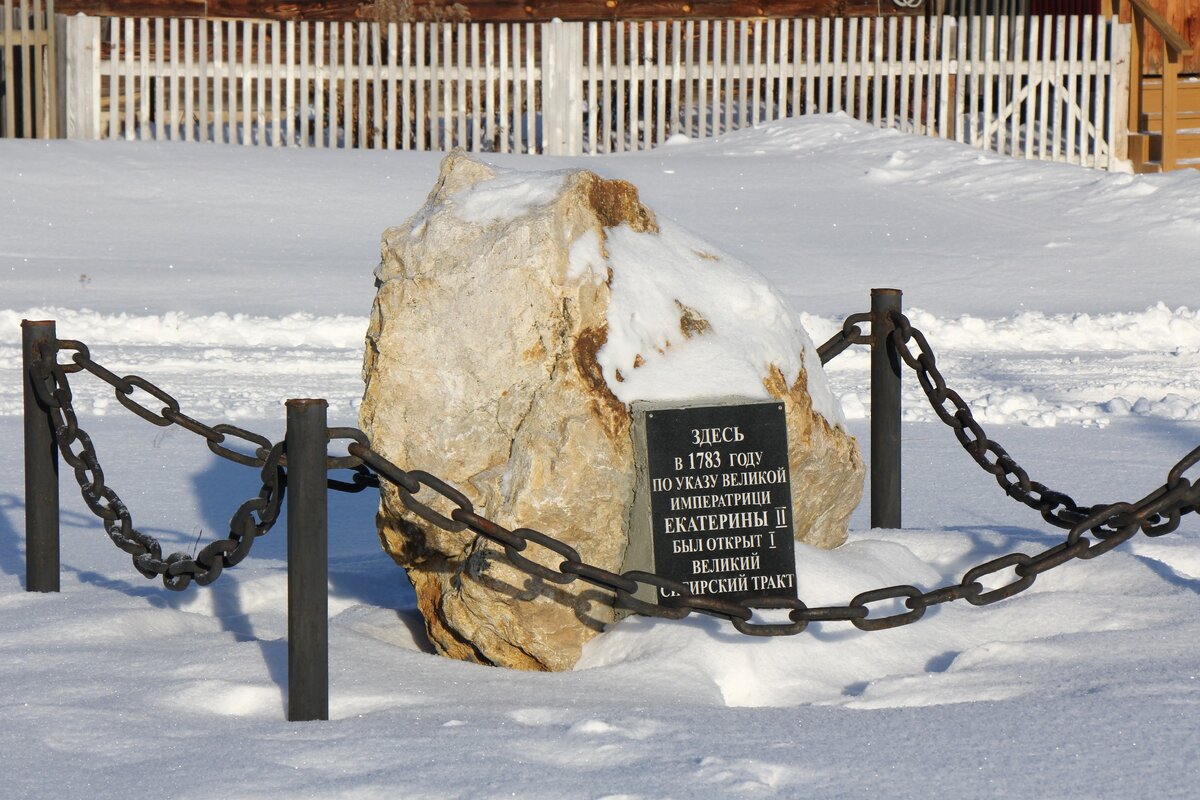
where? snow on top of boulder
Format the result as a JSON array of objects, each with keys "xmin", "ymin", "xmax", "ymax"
[
  {"xmin": 449, "ymin": 169, "xmax": 568, "ymax": 227},
  {"xmin": 442, "ymin": 156, "xmax": 844, "ymax": 428},
  {"xmin": 578, "ymin": 206, "xmax": 844, "ymax": 428}
]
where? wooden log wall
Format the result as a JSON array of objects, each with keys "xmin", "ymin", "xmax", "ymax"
[{"xmin": 52, "ymin": 0, "xmax": 924, "ymax": 22}]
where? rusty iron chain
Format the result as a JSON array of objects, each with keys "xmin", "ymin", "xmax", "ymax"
[
  {"xmin": 334, "ymin": 431, "xmax": 1200, "ymax": 636},
  {"xmin": 817, "ymin": 311, "xmax": 873, "ymax": 365},
  {"xmin": 34, "ymin": 328, "xmax": 1200, "ymax": 634},
  {"xmin": 30, "ymin": 350, "xmax": 287, "ymax": 590},
  {"xmin": 881, "ymin": 310, "xmax": 1175, "ymax": 537}
]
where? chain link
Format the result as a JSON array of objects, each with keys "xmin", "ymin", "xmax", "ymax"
[{"xmin": 33, "ymin": 325, "xmax": 1200, "ymax": 635}]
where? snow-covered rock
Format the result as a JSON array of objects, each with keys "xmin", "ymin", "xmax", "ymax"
[{"xmin": 360, "ymin": 152, "xmax": 863, "ymax": 671}]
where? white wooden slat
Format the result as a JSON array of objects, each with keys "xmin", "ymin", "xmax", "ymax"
[
  {"xmin": 720, "ymin": 19, "xmax": 729, "ymax": 133},
  {"xmin": 816, "ymin": 18, "xmax": 828, "ymax": 114},
  {"xmin": 982, "ymin": 15, "xmax": 995, "ymax": 146},
  {"xmin": 1078, "ymin": 15, "xmax": 1093, "ymax": 166},
  {"xmin": 775, "ymin": 19, "xmax": 787, "ymax": 121},
  {"xmin": 857, "ymin": 17, "xmax": 869, "ymax": 124},
  {"xmin": 344, "ymin": 22, "xmax": 354, "ymax": 149},
  {"xmin": 255, "ymin": 22, "xmax": 266, "ymax": 147},
  {"xmin": 739, "ymin": 20, "xmax": 750, "ymax": 128},
  {"xmin": 885, "ymin": 16, "xmax": 897, "ymax": 130},
  {"xmin": 235, "ymin": 20, "xmax": 245, "ymax": 145},
  {"xmin": 1036, "ymin": 16, "xmax": 1050, "ymax": 159},
  {"xmin": 369, "ymin": 22, "xmax": 379, "ymax": 149},
  {"xmin": 585, "ymin": 21, "xmax": 596, "ymax": 154},
  {"xmin": 274, "ymin": 21, "xmax": 283, "ymax": 147},
  {"xmin": 900, "ymin": 16, "xmax": 912, "ymax": 133},
  {"xmin": 285, "ymin": 21, "xmax": 295, "ymax": 147},
  {"xmin": 138, "ymin": 18, "xmax": 149, "ymax": 138},
  {"xmin": 213, "ymin": 21, "xmax": 223, "ymax": 144},
  {"xmin": 938, "ymin": 16, "xmax": 952, "ymax": 140},
  {"xmin": 498, "ymin": 23, "xmax": 509, "ymax": 153},
  {"xmin": 969, "ymin": 15, "xmax": 980, "ymax": 145},
  {"xmin": 442, "ymin": 23, "xmax": 453, "ymax": 150},
  {"xmin": 106, "ymin": 16, "xmax": 118, "ymax": 139},
  {"xmin": 415, "ymin": 22, "xmax": 426, "ymax": 151},
  {"xmin": 1023, "ymin": 16, "xmax": 1036, "ymax": 159},
  {"xmin": 954, "ymin": 16, "xmax": 967, "ymax": 143},
  {"xmin": 601, "ymin": 21, "xmax": 613, "ymax": 152},
  {"xmin": 298, "ymin": 21, "xmax": 308, "ymax": 148},
  {"xmin": 751, "ymin": 19, "xmax": 762, "ymax": 126},
  {"xmin": 511, "ymin": 22, "xmax": 520, "ymax": 152},
  {"xmin": 383, "ymin": 22, "xmax": 395, "ymax": 150},
  {"xmin": 315, "ymin": 21, "xmax": 325, "ymax": 148},
  {"xmin": 197, "ymin": 20, "xmax": 207, "ymax": 143},
  {"xmin": 1066, "ymin": 15, "xmax": 1080, "ymax": 165},
  {"xmin": 1009, "ymin": 15, "xmax": 1024, "ymax": 157},
  {"xmin": 789, "ymin": 18, "xmax": 801, "ymax": 120},
  {"xmin": 657, "ymin": 21, "xmax": 668, "ymax": 144},
  {"xmin": 456, "ymin": 22, "xmax": 466, "ymax": 149},
  {"xmin": 763, "ymin": 19, "xmax": 775, "ymax": 122},
  {"xmin": 487, "ymin": 24, "xmax": 497, "ymax": 153},
  {"xmin": 1051, "ymin": 15, "xmax": 1066, "ymax": 162},
  {"xmin": 268, "ymin": 20, "xmax": 279, "ymax": 145},
  {"xmin": 681, "ymin": 20, "xmax": 693, "ymax": 138},
  {"xmin": 123, "ymin": 18, "xmax": 134, "ymax": 140},
  {"xmin": 914, "ymin": 17, "xmax": 926, "ymax": 135},
  {"xmin": 153, "ymin": 18, "xmax": 163, "ymax": 140},
  {"xmin": 1089, "ymin": 16, "xmax": 1105, "ymax": 166},
  {"xmin": 228, "ymin": 19, "xmax": 237, "ymax": 144},
  {"xmin": 184, "ymin": 18, "xmax": 195, "ymax": 143},
  {"xmin": 801, "ymin": 18, "xmax": 811, "ymax": 115},
  {"xmin": 643, "ymin": 21, "xmax": 653, "ymax": 148},
  {"xmin": 321, "ymin": 22, "xmax": 336, "ymax": 148},
  {"xmin": 997, "ymin": 14, "xmax": 1010, "ymax": 154},
  {"xmin": 240, "ymin": 20, "xmax": 250, "ymax": 146},
  {"xmin": 926, "ymin": 15, "xmax": 936, "ymax": 136},
  {"xmin": 871, "ymin": 17, "xmax": 882, "ymax": 125},
  {"xmin": 698, "ymin": 20, "xmax": 708, "ymax": 140},
  {"xmin": 401, "ymin": 22, "xmax": 411, "ymax": 151},
  {"xmin": 469, "ymin": 23, "xmax": 479, "ymax": 151},
  {"xmin": 843, "ymin": 17, "xmax": 856, "ymax": 123},
  {"xmin": 1103, "ymin": 16, "xmax": 1115, "ymax": 167},
  {"xmin": 327, "ymin": 22, "xmax": 338, "ymax": 148},
  {"xmin": 835, "ymin": 16, "xmax": 844, "ymax": 115},
  {"xmin": 628, "ymin": 21, "xmax": 639, "ymax": 149},
  {"xmin": 524, "ymin": 22, "xmax": 535, "ymax": 154},
  {"xmin": 670, "ymin": 20, "xmax": 681, "ymax": 135}
]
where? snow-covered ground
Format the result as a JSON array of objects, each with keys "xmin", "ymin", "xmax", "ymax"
[{"xmin": 2, "ymin": 116, "xmax": 1199, "ymax": 798}]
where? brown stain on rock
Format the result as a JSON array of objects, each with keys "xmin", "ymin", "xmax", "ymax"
[
  {"xmin": 572, "ymin": 325, "xmax": 629, "ymax": 441},
  {"xmin": 584, "ymin": 174, "xmax": 659, "ymax": 234}
]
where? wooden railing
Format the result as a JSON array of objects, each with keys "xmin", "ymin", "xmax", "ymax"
[{"xmin": 1111, "ymin": 0, "xmax": 1194, "ymax": 170}]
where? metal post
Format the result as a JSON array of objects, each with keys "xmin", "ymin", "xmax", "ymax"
[
  {"xmin": 23, "ymin": 320, "xmax": 60, "ymax": 592},
  {"xmin": 871, "ymin": 289, "xmax": 902, "ymax": 530},
  {"xmin": 286, "ymin": 399, "xmax": 328, "ymax": 722}
]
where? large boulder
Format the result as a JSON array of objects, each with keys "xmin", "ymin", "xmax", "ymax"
[{"xmin": 360, "ymin": 152, "xmax": 864, "ymax": 671}]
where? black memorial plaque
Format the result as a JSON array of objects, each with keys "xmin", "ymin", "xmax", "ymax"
[{"xmin": 644, "ymin": 402, "xmax": 797, "ymax": 604}]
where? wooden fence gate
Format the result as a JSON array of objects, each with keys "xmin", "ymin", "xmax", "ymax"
[
  {"xmin": 1, "ymin": 0, "xmax": 56, "ymax": 138},
  {"xmin": 59, "ymin": 14, "xmax": 1132, "ymax": 170}
]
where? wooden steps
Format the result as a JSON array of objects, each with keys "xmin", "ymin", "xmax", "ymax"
[{"xmin": 1131, "ymin": 77, "xmax": 1200, "ymax": 172}]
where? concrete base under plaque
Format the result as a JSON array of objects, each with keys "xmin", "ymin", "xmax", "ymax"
[{"xmin": 360, "ymin": 152, "xmax": 864, "ymax": 672}]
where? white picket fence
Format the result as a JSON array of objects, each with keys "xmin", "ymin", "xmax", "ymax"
[
  {"xmin": 60, "ymin": 14, "xmax": 1133, "ymax": 169},
  {"xmin": 2, "ymin": 0, "xmax": 57, "ymax": 138}
]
